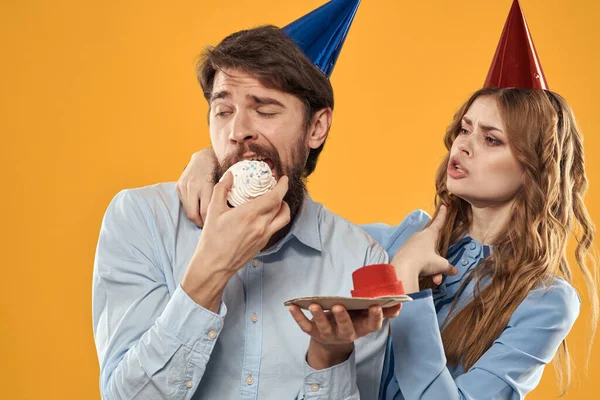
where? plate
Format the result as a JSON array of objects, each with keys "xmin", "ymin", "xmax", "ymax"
[{"xmin": 283, "ymin": 295, "xmax": 412, "ymax": 311}]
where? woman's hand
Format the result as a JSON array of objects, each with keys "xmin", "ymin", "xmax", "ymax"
[
  {"xmin": 176, "ymin": 149, "xmax": 217, "ymax": 227},
  {"xmin": 391, "ymin": 206, "xmax": 457, "ymax": 293}
]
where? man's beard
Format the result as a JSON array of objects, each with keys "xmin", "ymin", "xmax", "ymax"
[{"xmin": 212, "ymin": 141, "xmax": 308, "ymax": 223}]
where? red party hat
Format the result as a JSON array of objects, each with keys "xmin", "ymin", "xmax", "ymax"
[{"xmin": 484, "ymin": 0, "xmax": 548, "ymax": 89}]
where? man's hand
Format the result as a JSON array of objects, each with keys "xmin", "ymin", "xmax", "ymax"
[
  {"xmin": 181, "ymin": 173, "xmax": 291, "ymax": 311},
  {"xmin": 176, "ymin": 149, "xmax": 216, "ymax": 227},
  {"xmin": 289, "ymin": 303, "xmax": 401, "ymax": 370},
  {"xmin": 391, "ymin": 206, "xmax": 457, "ymax": 292}
]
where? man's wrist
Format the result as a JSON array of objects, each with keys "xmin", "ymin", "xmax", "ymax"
[
  {"xmin": 181, "ymin": 258, "xmax": 233, "ymax": 312},
  {"xmin": 306, "ymin": 339, "xmax": 354, "ymax": 370}
]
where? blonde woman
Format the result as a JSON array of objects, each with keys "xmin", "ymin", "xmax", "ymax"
[{"xmin": 367, "ymin": 87, "xmax": 598, "ymax": 399}]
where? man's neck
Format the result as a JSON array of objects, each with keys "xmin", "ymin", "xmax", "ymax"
[{"xmin": 262, "ymin": 196, "xmax": 305, "ymax": 251}]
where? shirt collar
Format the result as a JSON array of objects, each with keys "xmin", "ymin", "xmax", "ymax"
[
  {"xmin": 447, "ymin": 234, "xmax": 493, "ymax": 257},
  {"xmin": 447, "ymin": 235, "xmax": 472, "ymax": 254}
]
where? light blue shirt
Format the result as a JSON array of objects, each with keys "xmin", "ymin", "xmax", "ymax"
[
  {"xmin": 363, "ymin": 210, "xmax": 581, "ymax": 400},
  {"xmin": 92, "ymin": 183, "xmax": 390, "ymax": 400}
]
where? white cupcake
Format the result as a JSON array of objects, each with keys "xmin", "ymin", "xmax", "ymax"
[{"xmin": 222, "ymin": 160, "xmax": 277, "ymax": 207}]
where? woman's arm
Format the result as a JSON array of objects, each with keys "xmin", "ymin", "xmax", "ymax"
[{"xmin": 384, "ymin": 280, "xmax": 579, "ymax": 399}]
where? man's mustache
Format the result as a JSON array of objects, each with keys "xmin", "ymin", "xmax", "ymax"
[{"xmin": 222, "ymin": 143, "xmax": 282, "ymax": 172}]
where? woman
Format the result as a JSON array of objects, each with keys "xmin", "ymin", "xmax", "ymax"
[
  {"xmin": 176, "ymin": 87, "xmax": 597, "ymax": 398},
  {"xmin": 367, "ymin": 87, "xmax": 597, "ymax": 399}
]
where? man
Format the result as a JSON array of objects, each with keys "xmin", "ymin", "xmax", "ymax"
[{"xmin": 92, "ymin": 2, "xmax": 407, "ymax": 399}]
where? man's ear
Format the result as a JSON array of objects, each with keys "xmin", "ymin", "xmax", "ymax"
[{"xmin": 307, "ymin": 108, "xmax": 332, "ymax": 149}]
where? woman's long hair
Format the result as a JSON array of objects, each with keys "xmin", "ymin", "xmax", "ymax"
[{"xmin": 426, "ymin": 87, "xmax": 598, "ymax": 394}]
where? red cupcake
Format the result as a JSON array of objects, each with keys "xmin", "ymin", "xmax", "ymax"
[{"xmin": 351, "ymin": 264, "xmax": 405, "ymax": 298}]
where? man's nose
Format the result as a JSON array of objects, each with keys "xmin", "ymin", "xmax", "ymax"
[{"xmin": 228, "ymin": 111, "xmax": 258, "ymax": 144}]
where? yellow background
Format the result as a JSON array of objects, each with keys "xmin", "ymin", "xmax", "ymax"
[{"xmin": 2, "ymin": 0, "xmax": 599, "ymax": 398}]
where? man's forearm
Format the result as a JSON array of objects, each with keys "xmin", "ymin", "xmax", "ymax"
[
  {"xmin": 181, "ymin": 257, "xmax": 233, "ymax": 312},
  {"xmin": 99, "ymin": 286, "xmax": 226, "ymax": 400}
]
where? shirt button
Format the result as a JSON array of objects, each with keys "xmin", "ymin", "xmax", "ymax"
[
  {"xmin": 252, "ymin": 259, "xmax": 260, "ymax": 267},
  {"xmin": 469, "ymin": 242, "xmax": 476, "ymax": 250},
  {"xmin": 185, "ymin": 380, "xmax": 193, "ymax": 388},
  {"xmin": 245, "ymin": 376, "xmax": 254, "ymax": 385},
  {"xmin": 207, "ymin": 330, "xmax": 217, "ymax": 339},
  {"xmin": 461, "ymin": 258, "xmax": 468, "ymax": 266},
  {"xmin": 250, "ymin": 313, "xmax": 259, "ymax": 323},
  {"xmin": 310, "ymin": 383, "xmax": 320, "ymax": 392}
]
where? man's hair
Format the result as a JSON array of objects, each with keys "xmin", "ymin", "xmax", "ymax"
[{"xmin": 196, "ymin": 25, "xmax": 334, "ymax": 177}]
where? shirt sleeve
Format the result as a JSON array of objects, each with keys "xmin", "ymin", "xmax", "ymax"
[
  {"xmin": 92, "ymin": 190, "xmax": 226, "ymax": 400},
  {"xmin": 385, "ymin": 281, "xmax": 580, "ymax": 399},
  {"xmin": 297, "ymin": 351, "xmax": 360, "ymax": 400},
  {"xmin": 361, "ymin": 210, "xmax": 431, "ymax": 259}
]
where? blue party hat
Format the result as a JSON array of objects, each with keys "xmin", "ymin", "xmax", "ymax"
[{"xmin": 282, "ymin": 0, "xmax": 361, "ymax": 77}]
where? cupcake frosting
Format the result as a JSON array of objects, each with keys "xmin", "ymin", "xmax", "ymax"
[{"xmin": 223, "ymin": 160, "xmax": 277, "ymax": 207}]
